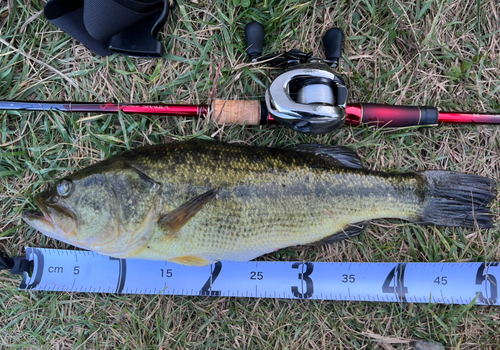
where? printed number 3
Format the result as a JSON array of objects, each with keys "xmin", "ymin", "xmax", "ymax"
[{"xmin": 291, "ymin": 262, "xmax": 314, "ymax": 299}]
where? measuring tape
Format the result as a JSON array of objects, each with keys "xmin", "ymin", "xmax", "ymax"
[{"xmin": 17, "ymin": 247, "xmax": 499, "ymax": 305}]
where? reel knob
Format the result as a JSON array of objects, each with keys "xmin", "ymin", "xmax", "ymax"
[
  {"xmin": 323, "ymin": 28, "xmax": 344, "ymax": 68},
  {"xmin": 265, "ymin": 61, "xmax": 348, "ymax": 134},
  {"xmin": 245, "ymin": 21, "xmax": 264, "ymax": 62}
]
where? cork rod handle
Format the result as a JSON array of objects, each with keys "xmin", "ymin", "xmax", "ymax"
[{"xmin": 211, "ymin": 99, "xmax": 261, "ymax": 125}]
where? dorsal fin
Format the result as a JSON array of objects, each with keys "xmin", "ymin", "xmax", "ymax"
[
  {"xmin": 158, "ymin": 189, "xmax": 220, "ymax": 235},
  {"xmin": 286, "ymin": 144, "xmax": 364, "ymax": 169}
]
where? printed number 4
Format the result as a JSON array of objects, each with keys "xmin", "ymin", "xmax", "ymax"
[{"xmin": 382, "ymin": 264, "xmax": 408, "ymax": 302}]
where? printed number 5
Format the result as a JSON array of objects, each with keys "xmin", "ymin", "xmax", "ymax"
[{"xmin": 476, "ymin": 263, "xmax": 499, "ymax": 305}]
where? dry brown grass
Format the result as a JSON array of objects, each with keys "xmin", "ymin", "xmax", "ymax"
[{"xmin": 0, "ymin": 0, "xmax": 499, "ymax": 349}]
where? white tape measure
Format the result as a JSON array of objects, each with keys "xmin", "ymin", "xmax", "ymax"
[{"xmin": 19, "ymin": 247, "xmax": 499, "ymax": 305}]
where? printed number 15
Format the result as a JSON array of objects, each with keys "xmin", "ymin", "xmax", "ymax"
[{"xmin": 161, "ymin": 269, "xmax": 173, "ymax": 278}]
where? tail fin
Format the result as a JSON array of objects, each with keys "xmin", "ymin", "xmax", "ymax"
[{"xmin": 422, "ymin": 171, "xmax": 497, "ymax": 228}]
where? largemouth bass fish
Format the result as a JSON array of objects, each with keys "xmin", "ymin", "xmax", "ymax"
[{"xmin": 23, "ymin": 140, "xmax": 497, "ymax": 266}]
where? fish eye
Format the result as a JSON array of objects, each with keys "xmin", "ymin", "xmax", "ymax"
[{"xmin": 56, "ymin": 179, "xmax": 73, "ymax": 197}]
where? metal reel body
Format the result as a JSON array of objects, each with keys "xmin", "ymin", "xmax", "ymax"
[{"xmin": 265, "ymin": 61, "xmax": 348, "ymax": 134}]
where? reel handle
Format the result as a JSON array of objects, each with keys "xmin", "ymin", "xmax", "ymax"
[
  {"xmin": 245, "ymin": 21, "xmax": 264, "ymax": 61},
  {"xmin": 322, "ymin": 28, "xmax": 344, "ymax": 67}
]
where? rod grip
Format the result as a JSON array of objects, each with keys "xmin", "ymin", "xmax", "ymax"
[
  {"xmin": 346, "ymin": 103, "xmax": 439, "ymax": 127},
  {"xmin": 211, "ymin": 99, "xmax": 262, "ymax": 125}
]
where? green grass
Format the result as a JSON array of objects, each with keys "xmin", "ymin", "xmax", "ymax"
[{"xmin": 1, "ymin": 0, "xmax": 499, "ymax": 348}]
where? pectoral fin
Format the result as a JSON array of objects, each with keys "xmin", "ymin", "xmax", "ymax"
[{"xmin": 159, "ymin": 189, "xmax": 220, "ymax": 234}]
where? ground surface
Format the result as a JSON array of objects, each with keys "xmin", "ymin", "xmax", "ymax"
[{"xmin": 0, "ymin": 0, "xmax": 499, "ymax": 349}]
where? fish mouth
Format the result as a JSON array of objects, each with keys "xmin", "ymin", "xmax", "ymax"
[
  {"xmin": 22, "ymin": 209, "xmax": 47, "ymax": 220},
  {"xmin": 22, "ymin": 194, "xmax": 77, "ymax": 239},
  {"xmin": 22, "ymin": 208, "xmax": 57, "ymax": 235}
]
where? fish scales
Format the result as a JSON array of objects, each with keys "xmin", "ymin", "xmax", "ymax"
[
  {"xmin": 22, "ymin": 140, "xmax": 497, "ymax": 266},
  {"xmin": 76, "ymin": 143, "xmax": 426, "ymax": 258}
]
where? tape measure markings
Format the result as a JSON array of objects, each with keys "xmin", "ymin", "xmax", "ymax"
[{"xmin": 19, "ymin": 247, "xmax": 499, "ymax": 305}]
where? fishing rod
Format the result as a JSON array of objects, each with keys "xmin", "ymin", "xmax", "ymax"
[
  {"xmin": 1, "ymin": 22, "xmax": 499, "ymax": 134},
  {"xmin": 1, "ymin": 100, "xmax": 497, "ymax": 129}
]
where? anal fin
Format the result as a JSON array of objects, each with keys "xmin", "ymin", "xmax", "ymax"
[
  {"xmin": 169, "ymin": 256, "xmax": 216, "ymax": 267},
  {"xmin": 309, "ymin": 222, "xmax": 366, "ymax": 245}
]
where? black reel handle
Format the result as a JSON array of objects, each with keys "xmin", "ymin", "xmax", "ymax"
[
  {"xmin": 245, "ymin": 21, "xmax": 264, "ymax": 61},
  {"xmin": 322, "ymin": 28, "xmax": 344, "ymax": 68}
]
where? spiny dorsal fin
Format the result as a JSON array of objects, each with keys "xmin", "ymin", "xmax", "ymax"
[
  {"xmin": 308, "ymin": 223, "xmax": 366, "ymax": 245},
  {"xmin": 159, "ymin": 188, "xmax": 219, "ymax": 234},
  {"xmin": 286, "ymin": 144, "xmax": 364, "ymax": 169}
]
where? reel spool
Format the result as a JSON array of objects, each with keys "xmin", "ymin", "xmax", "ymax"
[{"xmin": 245, "ymin": 23, "xmax": 348, "ymax": 134}]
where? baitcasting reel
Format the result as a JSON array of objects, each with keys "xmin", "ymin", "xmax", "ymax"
[{"xmin": 245, "ymin": 22, "xmax": 348, "ymax": 134}]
